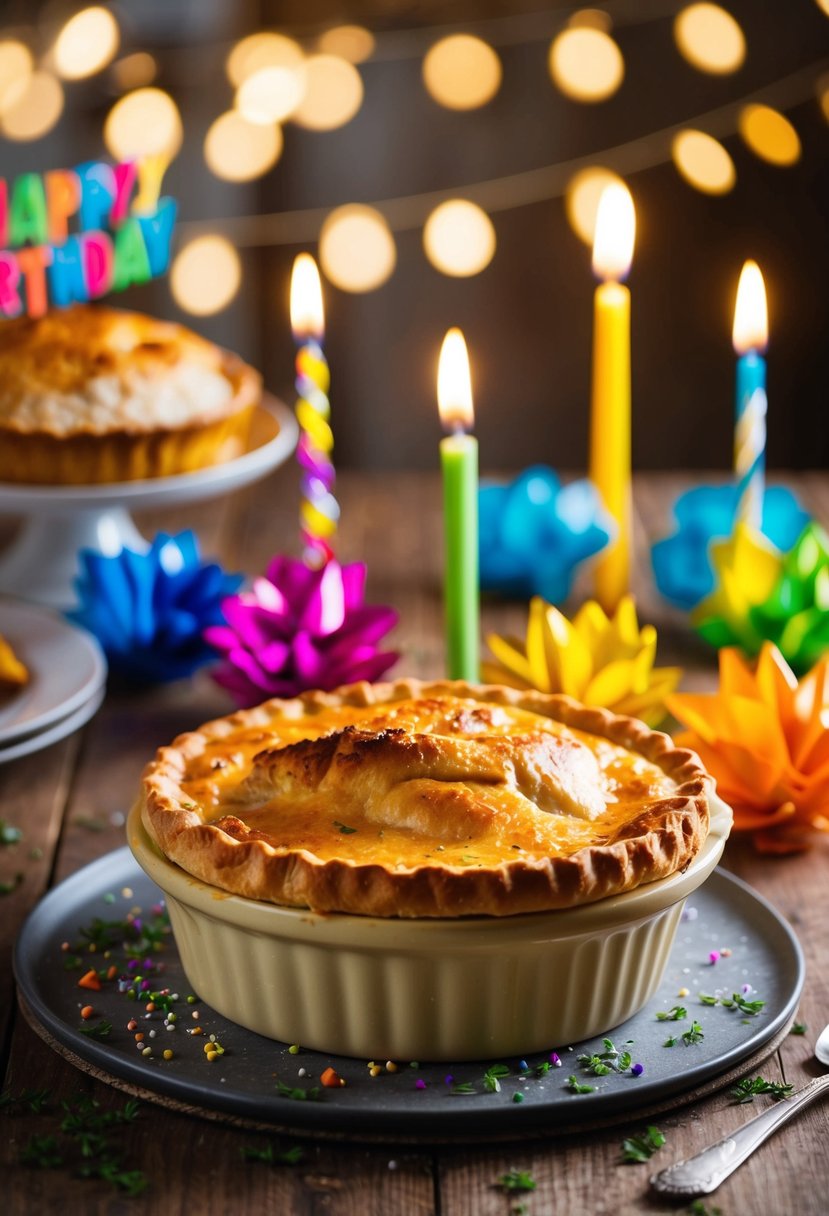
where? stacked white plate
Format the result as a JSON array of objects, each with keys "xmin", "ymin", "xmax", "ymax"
[{"xmin": 0, "ymin": 599, "xmax": 107, "ymax": 763}]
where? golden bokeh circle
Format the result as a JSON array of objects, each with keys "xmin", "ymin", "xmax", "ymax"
[
  {"xmin": 674, "ymin": 4, "xmax": 745, "ymax": 75},
  {"xmin": 204, "ymin": 110, "xmax": 283, "ymax": 181},
  {"xmin": 170, "ymin": 236, "xmax": 242, "ymax": 316},
  {"xmin": 738, "ymin": 104, "xmax": 801, "ymax": 166},
  {"xmin": 423, "ymin": 200, "xmax": 496, "ymax": 277},
  {"xmin": 422, "ymin": 35, "xmax": 502, "ymax": 110},
  {"xmin": 672, "ymin": 129, "xmax": 736, "ymax": 194},
  {"xmin": 0, "ymin": 40, "xmax": 32, "ymax": 115},
  {"xmin": 292, "ymin": 55, "xmax": 364, "ymax": 130},
  {"xmin": 53, "ymin": 7, "xmax": 120, "ymax": 80},
  {"xmin": 1, "ymin": 70, "xmax": 64, "ymax": 141},
  {"xmin": 319, "ymin": 205, "xmax": 396, "ymax": 292},
  {"xmin": 227, "ymin": 32, "xmax": 304, "ymax": 87},
  {"xmin": 236, "ymin": 64, "xmax": 306, "ymax": 125},
  {"xmin": 317, "ymin": 26, "xmax": 376, "ymax": 64},
  {"xmin": 565, "ymin": 167, "xmax": 627, "ymax": 245},
  {"xmin": 548, "ymin": 27, "xmax": 624, "ymax": 102},
  {"xmin": 104, "ymin": 87, "xmax": 183, "ymax": 160}
]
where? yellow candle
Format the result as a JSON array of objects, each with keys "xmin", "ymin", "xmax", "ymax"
[{"xmin": 589, "ymin": 182, "xmax": 635, "ymax": 614}]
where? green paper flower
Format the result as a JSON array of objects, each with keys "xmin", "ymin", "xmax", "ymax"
[{"xmin": 750, "ymin": 523, "xmax": 829, "ymax": 674}]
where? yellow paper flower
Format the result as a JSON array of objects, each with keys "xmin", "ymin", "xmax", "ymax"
[
  {"xmin": 484, "ymin": 595, "xmax": 681, "ymax": 726},
  {"xmin": 691, "ymin": 522, "xmax": 784, "ymax": 653},
  {"xmin": 668, "ymin": 643, "xmax": 829, "ymax": 853}
]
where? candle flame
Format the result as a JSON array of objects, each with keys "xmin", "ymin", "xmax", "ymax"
[
  {"xmin": 290, "ymin": 252, "xmax": 325, "ymax": 340},
  {"xmin": 438, "ymin": 327, "xmax": 474, "ymax": 431},
  {"xmin": 732, "ymin": 259, "xmax": 768, "ymax": 354},
  {"xmin": 592, "ymin": 182, "xmax": 635, "ymax": 281}
]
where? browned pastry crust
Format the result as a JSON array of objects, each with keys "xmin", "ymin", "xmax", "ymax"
[{"xmin": 139, "ymin": 679, "xmax": 711, "ymax": 918}]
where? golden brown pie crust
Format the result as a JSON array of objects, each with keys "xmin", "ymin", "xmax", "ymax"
[{"xmin": 139, "ymin": 680, "xmax": 711, "ymax": 918}]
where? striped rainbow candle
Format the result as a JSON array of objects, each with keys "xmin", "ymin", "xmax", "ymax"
[
  {"xmin": 290, "ymin": 253, "xmax": 339, "ymax": 566},
  {"xmin": 732, "ymin": 260, "xmax": 768, "ymax": 530}
]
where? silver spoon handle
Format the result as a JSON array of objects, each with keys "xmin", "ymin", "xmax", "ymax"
[{"xmin": 650, "ymin": 1073, "xmax": 829, "ymax": 1196}]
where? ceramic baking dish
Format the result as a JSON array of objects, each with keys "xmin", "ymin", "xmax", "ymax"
[{"xmin": 127, "ymin": 794, "xmax": 732, "ymax": 1062}]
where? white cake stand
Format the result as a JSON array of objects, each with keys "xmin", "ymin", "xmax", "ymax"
[{"xmin": 0, "ymin": 399, "xmax": 298, "ymax": 608}]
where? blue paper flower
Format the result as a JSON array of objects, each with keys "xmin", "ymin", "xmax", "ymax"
[
  {"xmin": 478, "ymin": 466, "xmax": 613, "ymax": 604},
  {"xmin": 651, "ymin": 485, "xmax": 810, "ymax": 611},
  {"xmin": 68, "ymin": 531, "xmax": 243, "ymax": 684}
]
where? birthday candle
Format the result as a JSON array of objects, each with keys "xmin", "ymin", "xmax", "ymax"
[
  {"xmin": 732, "ymin": 260, "xmax": 768, "ymax": 530},
  {"xmin": 438, "ymin": 328, "xmax": 479, "ymax": 682},
  {"xmin": 589, "ymin": 183, "xmax": 636, "ymax": 615},
  {"xmin": 290, "ymin": 253, "xmax": 339, "ymax": 566}
]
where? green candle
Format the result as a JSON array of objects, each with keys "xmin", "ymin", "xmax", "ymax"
[{"xmin": 438, "ymin": 328, "xmax": 480, "ymax": 681}]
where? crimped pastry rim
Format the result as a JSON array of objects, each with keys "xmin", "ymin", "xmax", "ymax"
[{"xmin": 140, "ymin": 679, "xmax": 712, "ymax": 918}]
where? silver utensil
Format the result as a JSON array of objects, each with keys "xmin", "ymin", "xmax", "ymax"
[{"xmin": 650, "ymin": 1022, "xmax": 829, "ymax": 1197}]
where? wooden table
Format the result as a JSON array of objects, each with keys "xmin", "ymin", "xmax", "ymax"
[{"xmin": 1, "ymin": 469, "xmax": 827, "ymax": 1214}]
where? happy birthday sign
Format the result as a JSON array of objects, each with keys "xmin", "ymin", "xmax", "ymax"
[{"xmin": 0, "ymin": 157, "xmax": 177, "ymax": 318}]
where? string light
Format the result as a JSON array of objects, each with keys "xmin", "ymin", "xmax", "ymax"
[
  {"xmin": 422, "ymin": 34, "xmax": 502, "ymax": 110},
  {"xmin": 672, "ymin": 129, "xmax": 736, "ymax": 194},
  {"xmin": 170, "ymin": 236, "xmax": 242, "ymax": 315},
  {"xmin": 110, "ymin": 52, "xmax": 157, "ymax": 91},
  {"xmin": 236, "ymin": 64, "xmax": 306, "ymax": 124},
  {"xmin": 674, "ymin": 4, "xmax": 746, "ymax": 75},
  {"xmin": 423, "ymin": 199, "xmax": 496, "ymax": 276},
  {"xmin": 226, "ymin": 32, "xmax": 304, "ymax": 87},
  {"xmin": 317, "ymin": 25, "xmax": 376, "ymax": 63},
  {"xmin": 738, "ymin": 104, "xmax": 802, "ymax": 165},
  {"xmin": 204, "ymin": 110, "xmax": 283, "ymax": 181},
  {"xmin": 565, "ymin": 167, "xmax": 626, "ymax": 245},
  {"xmin": 548, "ymin": 24, "xmax": 624, "ymax": 102},
  {"xmin": 319, "ymin": 205, "xmax": 396, "ymax": 292},
  {"xmin": 104, "ymin": 87, "xmax": 182, "ymax": 160},
  {"xmin": 0, "ymin": 40, "xmax": 32, "ymax": 114},
  {"xmin": 292, "ymin": 55, "xmax": 363, "ymax": 130},
  {"xmin": 1, "ymin": 70, "xmax": 63, "ymax": 141},
  {"xmin": 53, "ymin": 6, "xmax": 119, "ymax": 80}
]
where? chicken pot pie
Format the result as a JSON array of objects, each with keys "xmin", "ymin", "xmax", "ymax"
[
  {"xmin": 140, "ymin": 680, "xmax": 711, "ymax": 918},
  {"xmin": 0, "ymin": 304, "xmax": 260, "ymax": 484}
]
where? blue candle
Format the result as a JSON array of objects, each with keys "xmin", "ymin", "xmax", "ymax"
[{"xmin": 732, "ymin": 261, "xmax": 768, "ymax": 530}]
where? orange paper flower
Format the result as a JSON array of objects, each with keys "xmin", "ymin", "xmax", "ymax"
[{"xmin": 668, "ymin": 643, "xmax": 829, "ymax": 852}]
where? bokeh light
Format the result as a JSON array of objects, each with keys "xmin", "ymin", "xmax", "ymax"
[
  {"xmin": 292, "ymin": 55, "xmax": 363, "ymax": 130},
  {"xmin": 319, "ymin": 205, "xmax": 396, "ymax": 292},
  {"xmin": 236, "ymin": 64, "xmax": 306, "ymax": 124},
  {"xmin": 548, "ymin": 26, "xmax": 624, "ymax": 102},
  {"xmin": 1, "ymin": 71, "xmax": 63, "ymax": 141},
  {"xmin": 204, "ymin": 110, "xmax": 283, "ymax": 181},
  {"xmin": 0, "ymin": 40, "xmax": 32, "ymax": 115},
  {"xmin": 565, "ymin": 166, "xmax": 626, "ymax": 245},
  {"xmin": 818, "ymin": 72, "xmax": 829, "ymax": 122},
  {"xmin": 226, "ymin": 32, "xmax": 304, "ymax": 87},
  {"xmin": 738, "ymin": 104, "xmax": 801, "ymax": 165},
  {"xmin": 53, "ymin": 6, "xmax": 119, "ymax": 80},
  {"xmin": 170, "ymin": 236, "xmax": 242, "ymax": 316},
  {"xmin": 317, "ymin": 25, "xmax": 376, "ymax": 63},
  {"xmin": 423, "ymin": 200, "xmax": 496, "ymax": 276},
  {"xmin": 422, "ymin": 35, "xmax": 502, "ymax": 110},
  {"xmin": 110, "ymin": 52, "xmax": 157, "ymax": 91},
  {"xmin": 672, "ymin": 129, "xmax": 736, "ymax": 194},
  {"xmin": 104, "ymin": 87, "xmax": 182, "ymax": 160},
  {"xmin": 674, "ymin": 4, "xmax": 746, "ymax": 75}
]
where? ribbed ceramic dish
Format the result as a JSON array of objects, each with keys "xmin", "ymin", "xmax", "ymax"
[{"xmin": 127, "ymin": 796, "xmax": 732, "ymax": 1061}]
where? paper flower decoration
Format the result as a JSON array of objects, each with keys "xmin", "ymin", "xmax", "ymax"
[
  {"xmin": 669, "ymin": 644, "xmax": 829, "ymax": 853},
  {"xmin": 205, "ymin": 555, "xmax": 399, "ymax": 706},
  {"xmin": 484, "ymin": 595, "xmax": 681, "ymax": 726},
  {"xmin": 652, "ymin": 484, "xmax": 809, "ymax": 611},
  {"xmin": 692, "ymin": 523, "xmax": 829, "ymax": 674},
  {"xmin": 68, "ymin": 531, "xmax": 243, "ymax": 684},
  {"xmin": 479, "ymin": 466, "xmax": 612, "ymax": 604}
]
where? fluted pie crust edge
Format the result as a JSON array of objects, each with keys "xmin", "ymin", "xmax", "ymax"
[{"xmin": 139, "ymin": 679, "xmax": 711, "ymax": 918}]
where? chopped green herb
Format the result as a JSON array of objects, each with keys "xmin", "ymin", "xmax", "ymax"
[
  {"xmin": 21, "ymin": 1134, "xmax": 63, "ymax": 1168},
  {"xmin": 534, "ymin": 1061, "xmax": 552, "ymax": 1077},
  {"xmin": 0, "ymin": 820, "xmax": 22, "ymax": 845},
  {"xmin": 0, "ymin": 1088, "xmax": 52, "ymax": 1114},
  {"xmin": 242, "ymin": 1143, "xmax": 303, "ymax": 1165},
  {"xmin": 333, "ymin": 820, "xmax": 357, "ymax": 834},
  {"xmin": 682, "ymin": 1021, "xmax": 705, "ymax": 1045},
  {"xmin": 483, "ymin": 1063, "xmax": 510, "ymax": 1093},
  {"xmin": 731, "ymin": 1076, "xmax": 794, "ymax": 1104},
  {"xmin": 449, "ymin": 1081, "xmax": 476, "ymax": 1095},
  {"xmin": 620, "ymin": 1125, "xmax": 666, "ymax": 1164},
  {"xmin": 699, "ymin": 993, "xmax": 719, "ymax": 1006},
  {"xmin": 656, "ymin": 1005, "xmax": 687, "ymax": 1021},
  {"xmin": 790, "ymin": 1022, "xmax": 808, "ymax": 1036},
  {"xmin": 18, "ymin": 1094, "xmax": 145, "ymax": 1194},
  {"xmin": 720, "ymin": 993, "xmax": 765, "ymax": 1016},
  {"xmin": 576, "ymin": 1037, "xmax": 633, "ymax": 1074},
  {"xmin": 276, "ymin": 1080, "xmax": 321, "ymax": 1101},
  {"xmin": 497, "ymin": 1169, "xmax": 536, "ymax": 1192},
  {"xmin": 576, "ymin": 1054, "xmax": 613, "ymax": 1076},
  {"xmin": 688, "ymin": 1201, "xmax": 722, "ymax": 1216},
  {"xmin": 566, "ymin": 1075, "xmax": 595, "ymax": 1094},
  {"xmin": 664, "ymin": 1035, "xmax": 679, "ymax": 1048},
  {"xmin": 79, "ymin": 1019, "xmax": 112, "ymax": 1040}
]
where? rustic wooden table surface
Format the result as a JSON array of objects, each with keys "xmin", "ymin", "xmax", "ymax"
[{"xmin": 1, "ymin": 468, "xmax": 827, "ymax": 1215}]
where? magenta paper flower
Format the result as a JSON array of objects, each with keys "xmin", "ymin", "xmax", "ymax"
[{"xmin": 204, "ymin": 555, "xmax": 399, "ymax": 706}]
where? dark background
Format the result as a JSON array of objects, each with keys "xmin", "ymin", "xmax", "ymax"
[{"xmin": 2, "ymin": 0, "xmax": 828, "ymax": 472}]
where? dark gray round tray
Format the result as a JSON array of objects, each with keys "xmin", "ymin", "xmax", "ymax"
[{"xmin": 14, "ymin": 849, "xmax": 804, "ymax": 1139}]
